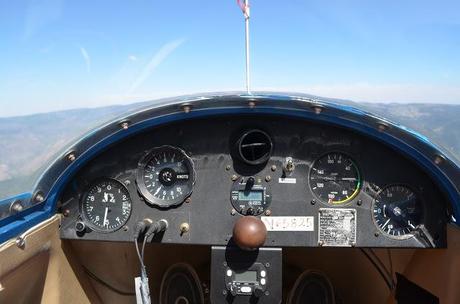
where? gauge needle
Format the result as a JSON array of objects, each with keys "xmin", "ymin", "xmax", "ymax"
[
  {"xmin": 383, "ymin": 204, "xmax": 387, "ymax": 217},
  {"xmin": 318, "ymin": 176, "xmax": 336, "ymax": 181},
  {"xmin": 154, "ymin": 186, "xmax": 161, "ymax": 196},
  {"xmin": 382, "ymin": 218, "xmax": 391, "ymax": 229},
  {"xmin": 103, "ymin": 207, "xmax": 109, "ymax": 227}
]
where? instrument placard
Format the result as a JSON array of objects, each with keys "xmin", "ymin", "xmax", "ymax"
[
  {"xmin": 262, "ymin": 216, "xmax": 314, "ymax": 231},
  {"xmin": 318, "ymin": 208, "xmax": 356, "ymax": 247}
]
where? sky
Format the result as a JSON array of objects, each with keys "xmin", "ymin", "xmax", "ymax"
[{"xmin": 1, "ymin": 0, "xmax": 460, "ymax": 117}]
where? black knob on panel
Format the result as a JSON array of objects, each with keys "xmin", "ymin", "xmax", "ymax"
[
  {"xmin": 75, "ymin": 221, "xmax": 86, "ymax": 233},
  {"xmin": 253, "ymin": 286, "xmax": 264, "ymax": 298},
  {"xmin": 246, "ymin": 176, "xmax": 255, "ymax": 189}
]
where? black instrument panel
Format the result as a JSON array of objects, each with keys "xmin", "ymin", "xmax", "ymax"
[{"xmin": 59, "ymin": 115, "xmax": 449, "ymax": 248}]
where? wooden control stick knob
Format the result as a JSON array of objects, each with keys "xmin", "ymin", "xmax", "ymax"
[{"xmin": 233, "ymin": 216, "xmax": 267, "ymax": 250}]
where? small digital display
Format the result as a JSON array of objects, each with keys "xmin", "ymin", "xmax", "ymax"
[
  {"xmin": 234, "ymin": 271, "xmax": 257, "ymax": 282},
  {"xmin": 238, "ymin": 191, "xmax": 263, "ymax": 201}
]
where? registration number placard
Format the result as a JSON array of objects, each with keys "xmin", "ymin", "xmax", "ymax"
[{"xmin": 261, "ymin": 216, "xmax": 314, "ymax": 231}]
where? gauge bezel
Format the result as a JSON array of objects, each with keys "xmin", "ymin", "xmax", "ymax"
[
  {"xmin": 136, "ymin": 145, "xmax": 196, "ymax": 208},
  {"xmin": 371, "ymin": 184, "xmax": 424, "ymax": 240},
  {"xmin": 308, "ymin": 151, "xmax": 362, "ymax": 205},
  {"xmin": 80, "ymin": 177, "xmax": 132, "ymax": 233}
]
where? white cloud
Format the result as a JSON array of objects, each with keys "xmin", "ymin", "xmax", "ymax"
[
  {"xmin": 258, "ymin": 83, "xmax": 460, "ymax": 104},
  {"xmin": 128, "ymin": 39, "xmax": 185, "ymax": 93},
  {"xmin": 128, "ymin": 55, "xmax": 138, "ymax": 61},
  {"xmin": 79, "ymin": 47, "xmax": 91, "ymax": 74}
]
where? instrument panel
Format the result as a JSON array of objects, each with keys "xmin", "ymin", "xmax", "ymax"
[{"xmin": 59, "ymin": 115, "xmax": 449, "ymax": 248}]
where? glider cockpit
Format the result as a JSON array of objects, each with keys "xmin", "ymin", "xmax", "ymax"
[{"xmin": 1, "ymin": 93, "xmax": 460, "ymax": 304}]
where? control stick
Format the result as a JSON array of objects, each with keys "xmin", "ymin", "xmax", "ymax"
[{"xmin": 233, "ymin": 216, "xmax": 267, "ymax": 250}]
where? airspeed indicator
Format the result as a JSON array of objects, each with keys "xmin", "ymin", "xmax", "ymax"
[{"xmin": 309, "ymin": 152, "xmax": 361, "ymax": 204}]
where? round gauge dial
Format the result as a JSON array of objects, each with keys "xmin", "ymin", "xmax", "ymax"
[
  {"xmin": 309, "ymin": 152, "xmax": 361, "ymax": 204},
  {"xmin": 372, "ymin": 185, "xmax": 423, "ymax": 238},
  {"xmin": 81, "ymin": 178, "xmax": 132, "ymax": 232},
  {"xmin": 136, "ymin": 145, "xmax": 195, "ymax": 208}
]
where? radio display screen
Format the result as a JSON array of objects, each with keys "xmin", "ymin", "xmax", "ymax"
[
  {"xmin": 234, "ymin": 271, "xmax": 257, "ymax": 282},
  {"xmin": 238, "ymin": 191, "xmax": 263, "ymax": 201}
]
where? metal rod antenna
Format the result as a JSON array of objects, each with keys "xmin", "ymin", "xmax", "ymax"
[{"xmin": 243, "ymin": 0, "xmax": 251, "ymax": 94}]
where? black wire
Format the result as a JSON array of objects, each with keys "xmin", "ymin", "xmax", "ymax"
[
  {"xmin": 359, "ymin": 248, "xmax": 393, "ymax": 291},
  {"xmin": 141, "ymin": 235, "xmax": 148, "ymax": 260},
  {"xmin": 82, "ymin": 265, "xmax": 135, "ymax": 296},
  {"xmin": 134, "ymin": 238, "xmax": 145, "ymax": 268},
  {"xmin": 387, "ymin": 249, "xmax": 394, "ymax": 284},
  {"xmin": 367, "ymin": 248, "xmax": 395, "ymax": 287}
]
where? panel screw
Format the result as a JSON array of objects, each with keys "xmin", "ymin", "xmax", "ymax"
[
  {"xmin": 265, "ymin": 209, "xmax": 271, "ymax": 216},
  {"xmin": 311, "ymin": 200, "xmax": 316, "ymax": 205},
  {"xmin": 311, "ymin": 105, "xmax": 323, "ymax": 114},
  {"xmin": 248, "ymin": 101, "xmax": 256, "ymax": 108},
  {"xmin": 265, "ymin": 262, "xmax": 270, "ymax": 267},
  {"xmin": 231, "ymin": 175, "xmax": 238, "ymax": 181},
  {"xmin": 265, "ymin": 291, "xmax": 270, "ymax": 296},
  {"xmin": 357, "ymin": 200, "xmax": 362, "ymax": 206},
  {"xmin": 10, "ymin": 200, "xmax": 23, "ymax": 213},
  {"xmin": 377, "ymin": 122, "xmax": 389, "ymax": 132},
  {"xmin": 225, "ymin": 165, "xmax": 231, "ymax": 171},
  {"xmin": 120, "ymin": 121, "xmax": 130, "ymax": 130},
  {"xmin": 222, "ymin": 290, "xmax": 227, "ymax": 295},
  {"xmin": 271, "ymin": 165, "xmax": 277, "ymax": 171},
  {"xmin": 318, "ymin": 241, "xmax": 324, "ymax": 247},
  {"xmin": 63, "ymin": 209, "xmax": 70, "ymax": 217},
  {"xmin": 15, "ymin": 236, "xmax": 25, "ymax": 248},
  {"xmin": 185, "ymin": 197, "xmax": 191, "ymax": 204},
  {"xmin": 265, "ymin": 175, "xmax": 271, "ymax": 182},
  {"xmin": 374, "ymin": 232, "xmax": 380, "ymax": 237},
  {"xmin": 123, "ymin": 226, "xmax": 129, "ymax": 232},
  {"xmin": 231, "ymin": 209, "xmax": 237, "ymax": 215},
  {"xmin": 181, "ymin": 103, "xmax": 192, "ymax": 113},
  {"xmin": 434, "ymin": 154, "xmax": 445, "ymax": 165},
  {"xmin": 34, "ymin": 192, "xmax": 45, "ymax": 203},
  {"xmin": 67, "ymin": 152, "xmax": 76, "ymax": 162}
]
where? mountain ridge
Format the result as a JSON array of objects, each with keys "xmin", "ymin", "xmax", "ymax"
[{"xmin": 1, "ymin": 100, "xmax": 460, "ymax": 198}]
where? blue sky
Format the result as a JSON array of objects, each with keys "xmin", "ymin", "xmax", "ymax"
[{"xmin": 1, "ymin": 0, "xmax": 459, "ymax": 117}]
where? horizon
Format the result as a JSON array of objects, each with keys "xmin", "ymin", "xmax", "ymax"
[{"xmin": 3, "ymin": 91, "xmax": 460, "ymax": 119}]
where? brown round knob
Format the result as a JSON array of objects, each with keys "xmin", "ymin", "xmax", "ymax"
[{"xmin": 232, "ymin": 216, "xmax": 267, "ymax": 250}]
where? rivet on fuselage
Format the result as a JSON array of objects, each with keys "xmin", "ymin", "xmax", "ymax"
[
  {"xmin": 311, "ymin": 105, "xmax": 324, "ymax": 114},
  {"xmin": 181, "ymin": 103, "xmax": 192, "ymax": 113},
  {"xmin": 434, "ymin": 154, "xmax": 445, "ymax": 165},
  {"xmin": 66, "ymin": 151, "xmax": 76, "ymax": 162},
  {"xmin": 120, "ymin": 120, "xmax": 130, "ymax": 130},
  {"xmin": 377, "ymin": 122, "xmax": 390, "ymax": 132}
]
